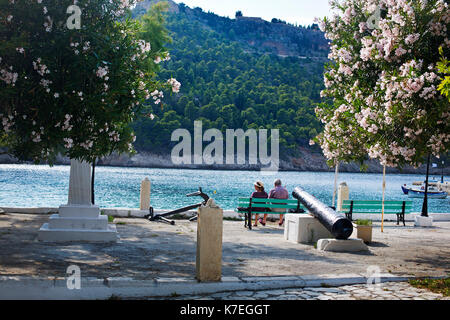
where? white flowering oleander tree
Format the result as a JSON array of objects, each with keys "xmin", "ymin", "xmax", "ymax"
[
  {"xmin": 314, "ymin": 0, "xmax": 450, "ymax": 169},
  {"xmin": 0, "ymin": 0, "xmax": 180, "ymax": 164}
]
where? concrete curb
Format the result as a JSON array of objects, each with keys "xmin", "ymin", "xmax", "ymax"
[
  {"xmin": 2, "ymin": 207, "xmax": 450, "ymax": 221},
  {"xmin": 0, "ymin": 273, "xmax": 422, "ymax": 300}
]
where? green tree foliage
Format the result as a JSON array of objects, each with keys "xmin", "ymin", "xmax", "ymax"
[
  {"xmin": 132, "ymin": 7, "xmax": 326, "ymax": 157},
  {"xmin": 437, "ymin": 46, "xmax": 450, "ymax": 101}
]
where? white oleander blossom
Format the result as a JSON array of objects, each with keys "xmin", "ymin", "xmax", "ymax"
[
  {"xmin": 167, "ymin": 78, "xmax": 181, "ymax": 93},
  {"xmin": 96, "ymin": 66, "xmax": 109, "ymax": 79}
]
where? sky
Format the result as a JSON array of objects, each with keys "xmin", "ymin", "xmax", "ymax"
[{"xmin": 172, "ymin": 0, "xmax": 332, "ymax": 27}]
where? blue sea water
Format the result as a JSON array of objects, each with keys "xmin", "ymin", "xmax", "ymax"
[{"xmin": 0, "ymin": 164, "xmax": 448, "ymax": 213}]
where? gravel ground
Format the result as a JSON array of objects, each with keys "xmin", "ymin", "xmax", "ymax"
[{"xmin": 0, "ymin": 212, "xmax": 449, "ymax": 280}]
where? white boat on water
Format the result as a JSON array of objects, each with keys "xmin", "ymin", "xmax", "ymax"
[{"xmin": 407, "ymin": 185, "xmax": 448, "ymax": 199}]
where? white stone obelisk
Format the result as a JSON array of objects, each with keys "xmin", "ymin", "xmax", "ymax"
[
  {"xmin": 38, "ymin": 159, "xmax": 118, "ymax": 242},
  {"xmin": 68, "ymin": 160, "xmax": 92, "ymax": 206}
]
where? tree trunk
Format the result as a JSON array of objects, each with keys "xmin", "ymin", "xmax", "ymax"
[
  {"xmin": 91, "ymin": 158, "xmax": 96, "ymax": 205},
  {"xmin": 381, "ymin": 165, "xmax": 386, "ymax": 232},
  {"xmin": 332, "ymin": 161, "xmax": 339, "ymax": 208},
  {"xmin": 421, "ymin": 154, "xmax": 431, "ymax": 217}
]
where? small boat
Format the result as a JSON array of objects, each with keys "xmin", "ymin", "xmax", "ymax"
[
  {"xmin": 407, "ymin": 186, "xmax": 447, "ymax": 199},
  {"xmin": 402, "ymin": 180, "xmax": 442, "ymax": 195},
  {"xmin": 401, "ymin": 184, "xmax": 410, "ymax": 195}
]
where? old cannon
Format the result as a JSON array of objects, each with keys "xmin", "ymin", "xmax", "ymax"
[{"xmin": 292, "ymin": 186, "xmax": 353, "ymax": 240}]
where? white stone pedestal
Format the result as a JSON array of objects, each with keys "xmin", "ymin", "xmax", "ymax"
[
  {"xmin": 38, "ymin": 160, "xmax": 118, "ymax": 242},
  {"xmin": 284, "ymin": 214, "xmax": 333, "ymax": 244},
  {"xmin": 414, "ymin": 215, "xmax": 433, "ymax": 227}
]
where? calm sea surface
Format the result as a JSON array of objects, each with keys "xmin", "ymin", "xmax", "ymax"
[{"xmin": 0, "ymin": 164, "xmax": 448, "ymax": 213}]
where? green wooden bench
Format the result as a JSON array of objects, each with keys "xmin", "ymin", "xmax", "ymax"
[
  {"xmin": 340, "ymin": 200, "xmax": 413, "ymax": 226},
  {"xmin": 235, "ymin": 197, "xmax": 307, "ymax": 230}
]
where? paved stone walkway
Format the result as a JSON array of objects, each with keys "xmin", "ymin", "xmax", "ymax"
[{"xmin": 158, "ymin": 282, "xmax": 448, "ymax": 300}]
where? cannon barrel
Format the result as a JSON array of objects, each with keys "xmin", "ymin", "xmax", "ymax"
[{"xmin": 292, "ymin": 187, "xmax": 353, "ymax": 240}]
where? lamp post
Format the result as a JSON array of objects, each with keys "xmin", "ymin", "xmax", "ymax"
[
  {"xmin": 421, "ymin": 154, "xmax": 431, "ymax": 217},
  {"xmin": 442, "ymin": 160, "xmax": 445, "ymax": 184}
]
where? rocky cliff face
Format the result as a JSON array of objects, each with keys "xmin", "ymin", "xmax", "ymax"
[{"xmin": 134, "ymin": 0, "xmax": 329, "ymax": 58}]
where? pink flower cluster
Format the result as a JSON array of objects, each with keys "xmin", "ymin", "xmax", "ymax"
[{"xmin": 315, "ymin": 0, "xmax": 450, "ymax": 167}]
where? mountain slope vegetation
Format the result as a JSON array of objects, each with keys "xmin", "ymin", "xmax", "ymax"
[{"xmin": 132, "ymin": 1, "xmax": 328, "ymax": 158}]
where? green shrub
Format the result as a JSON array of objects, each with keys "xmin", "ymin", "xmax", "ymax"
[{"xmin": 355, "ymin": 219, "xmax": 372, "ymax": 226}]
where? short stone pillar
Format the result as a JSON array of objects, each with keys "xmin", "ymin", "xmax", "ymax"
[
  {"xmin": 38, "ymin": 159, "xmax": 118, "ymax": 242},
  {"xmin": 284, "ymin": 214, "xmax": 333, "ymax": 244},
  {"xmin": 140, "ymin": 177, "xmax": 151, "ymax": 210},
  {"xmin": 196, "ymin": 199, "xmax": 223, "ymax": 282},
  {"xmin": 337, "ymin": 182, "xmax": 349, "ymax": 212}
]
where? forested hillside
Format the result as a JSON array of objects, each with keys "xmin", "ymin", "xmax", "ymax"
[{"xmin": 132, "ymin": 1, "xmax": 328, "ymax": 157}]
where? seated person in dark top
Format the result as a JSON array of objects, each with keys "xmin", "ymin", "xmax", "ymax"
[{"xmin": 251, "ymin": 181, "xmax": 268, "ymax": 227}]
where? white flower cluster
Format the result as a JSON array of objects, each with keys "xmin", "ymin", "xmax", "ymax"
[
  {"xmin": 83, "ymin": 41, "xmax": 91, "ymax": 52},
  {"xmin": 154, "ymin": 52, "xmax": 171, "ymax": 64},
  {"xmin": 70, "ymin": 42, "xmax": 81, "ymax": 55},
  {"xmin": 55, "ymin": 114, "xmax": 74, "ymax": 132},
  {"xmin": 151, "ymin": 90, "xmax": 164, "ymax": 104},
  {"xmin": 131, "ymin": 40, "xmax": 151, "ymax": 61},
  {"xmin": 167, "ymin": 78, "xmax": 181, "ymax": 93},
  {"xmin": 63, "ymin": 138, "xmax": 74, "ymax": 149},
  {"xmin": 0, "ymin": 67, "xmax": 18, "ymax": 86},
  {"xmin": 43, "ymin": 16, "xmax": 52, "ymax": 32},
  {"xmin": 0, "ymin": 114, "xmax": 15, "ymax": 133},
  {"xmin": 96, "ymin": 65, "xmax": 109, "ymax": 80},
  {"xmin": 33, "ymin": 58, "xmax": 50, "ymax": 77},
  {"xmin": 31, "ymin": 126, "xmax": 45, "ymax": 143}
]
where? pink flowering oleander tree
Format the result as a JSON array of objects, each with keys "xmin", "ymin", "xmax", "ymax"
[
  {"xmin": 314, "ymin": 0, "xmax": 449, "ymax": 170},
  {"xmin": 0, "ymin": 0, "xmax": 180, "ymax": 164}
]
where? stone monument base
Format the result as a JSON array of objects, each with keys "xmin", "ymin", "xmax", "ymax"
[
  {"xmin": 284, "ymin": 214, "xmax": 333, "ymax": 244},
  {"xmin": 38, "ymin": 205, "xmax": 118, "ymax": 242},
  {"xmin": 317, "ymin": 238, "xmax": 369, "ymax": 252}
]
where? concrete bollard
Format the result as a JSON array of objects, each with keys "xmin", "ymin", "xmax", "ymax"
[
  {"xmin": 140, "ymin": 178, "xmax": 151, "ymax": 210},
  {"xmin": 337, "ymin": 182, "xmax": 349, "ymax": 212},
  {"xmin": 196, "ymin": 199, "xmax": 223, "ymax": 282}
]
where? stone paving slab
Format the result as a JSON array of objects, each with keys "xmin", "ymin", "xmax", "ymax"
[
  {"xmin": 1, "ymin": 272, "xmax": 445, "ymax": 300},
  {"xmin": 1, "ymin": 213, "xmax": 449, "ymax": 281},
  {"xmin": 0, "ymin": 213, "xmax": 449, "ymax": 300},
  {"xmin": 163, "ymin": 282, "xmax": 448, "ymax": 301}
]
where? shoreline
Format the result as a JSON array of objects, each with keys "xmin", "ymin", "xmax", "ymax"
[
  {"xmin": 1, "ymin": 161, "xmax": 449, "ymax": 176},
  {"xmin": 1, "ymin": 148, "xmax": 449, "ymax": 175}
]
